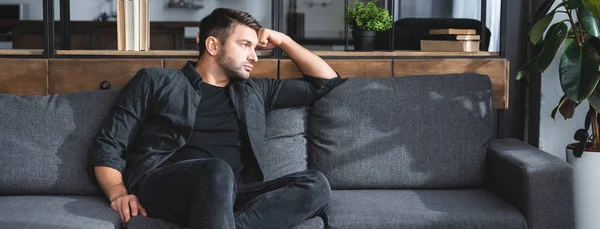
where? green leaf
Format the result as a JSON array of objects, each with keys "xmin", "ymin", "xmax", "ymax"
[
  {"xmin": 516, "ymin": 54, "xmax": 541, "ymax": 80},
  {"xmin": 560, "ymin": 37, "xmax": 600, "ymax": 102},
  {"xmin": 537, "ymin": 22, "xmax": 569, "ymax": 72},
  {"xmin": 533, "ymin": 0, "xmax": 558, "ymax": 23},
  {"xmin": 531, "ymin": 13, "xmax": 555, "ymax": 45},
  {"xmin": 583, "ymin": 0, "xmax": 600, "ymax": 19},
  {"xmin": 580, "ymin": 6, "xmax": 600, "ymax": 37},
  {"xmin": 566, "ymin": 0, "xmax": 584, "ymax": 9}
]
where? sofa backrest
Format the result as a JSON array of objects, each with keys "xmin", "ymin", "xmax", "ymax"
[
  {"xmin": 0, "ymin": 90, "xmax": 119, "ymax": 195},
  {"xmin": 262, "ymin": 106, "xmax": 311, "ymax": 181},
  {"xmin": 0, "ymin": 87, "xmax": 311, "ymax": 195},
  {"xmin": 308, "ymin": 74, "xmax": 493, "ymax": 189}
]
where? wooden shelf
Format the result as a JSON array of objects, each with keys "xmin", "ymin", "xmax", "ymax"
[
  {"xmin": 56, "ymin": 50, "xmax": 274, "ymax": 57},
  {"xmin": 0, "ymin": 49, "xmax": 44, "ymax": 55},
  {"xmin": 1, "ymin": 50, "xmax": 499, "ymax": 58},
  {"xmin": 310, "ymin": 51, "xmax": 500, "ymax": 57}
]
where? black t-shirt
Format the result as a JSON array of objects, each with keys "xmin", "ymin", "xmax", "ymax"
[{"xmin": 162, "ymin": 82, "xmax": 243, "ymax": 182}]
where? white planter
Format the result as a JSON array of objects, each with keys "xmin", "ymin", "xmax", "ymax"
[{"xmin": 567, "ymin": 146, "xmax": 600, "ymax": 229}]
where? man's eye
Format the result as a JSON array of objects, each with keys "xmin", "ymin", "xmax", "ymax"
[{"xmin": 242, "ymin": 43, "xmax": 248, "ymax": 48}]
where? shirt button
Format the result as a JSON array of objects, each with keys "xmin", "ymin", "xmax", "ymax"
[{"xmin": 192, "ymin": 109, "xmax": 196, "ymax": 113}]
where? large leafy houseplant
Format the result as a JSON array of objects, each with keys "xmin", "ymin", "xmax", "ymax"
[{"xmin": 518, "ymin": 0, "xmax": 600, "ymax": 157}]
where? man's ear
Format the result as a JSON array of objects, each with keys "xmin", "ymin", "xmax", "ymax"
[{"xmin": 205, "ymin": 36, "xmax": 220, "ymax": 56}]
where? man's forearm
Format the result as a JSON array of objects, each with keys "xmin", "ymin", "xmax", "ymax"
[
  {"xmin": 279, "ymin": 36, "xmax": 337, "ymax": 80},
  {"xmin": 94, "ymin": 166, "xmax": 129, "ymax": 202}
]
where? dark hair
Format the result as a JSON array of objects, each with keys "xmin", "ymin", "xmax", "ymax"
[{"xmin": 197, "ymin": 8, "xmax": 262, "ymax": 57}]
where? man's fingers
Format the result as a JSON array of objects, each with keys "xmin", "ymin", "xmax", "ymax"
[
  {"xmin": 121, "ymin": 199, "xmax": 131, "ymax": 223},
  {"xmin": 138, "ymin": 203, "xmax": 148, "ymax": 217},
  {"xmin": 130, "ymin": 199, "xmax": 139, "ymax": 217},
  {"xmin": 115, "ymin": 200, "xmax": 125, "ymax": 224},
  {"xmin": 257, "ymin": 29, "xmax": 269, "ymax": 46},
  {"xmin": 110, "ymin": 201, "xmax": 118, "ymax": 212}
]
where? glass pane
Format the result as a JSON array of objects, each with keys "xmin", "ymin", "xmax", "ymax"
[
  {"xmin": 388, "ymin": 0, "xmax": 502, "ymax": 52},
  {"xmin": 53, "ymin": 0, "xmax": 119, "ymax": 50},
  {"xmin": 150, "ymin": 0, "xmax": 273, "ymax": 51},
  {"xmin": 0, "ymin": 2, "xmax": 45, "ymax": 50},
  {"xmin": 282, "ymin": 0, "xmax": 345, "ymax": 51}
]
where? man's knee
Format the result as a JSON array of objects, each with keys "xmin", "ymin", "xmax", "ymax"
[
  {"xmin": 300, "ymin": 170, "xmax": 331, "ymax": 208},
  {"xmin": 190, "ymin": 158, "xmax": 235, "ymax": 188}
]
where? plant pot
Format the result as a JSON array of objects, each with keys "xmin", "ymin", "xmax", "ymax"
[
  {"xmin": 352, "ymin": 30, "xmax": 376, "ymax": 51},
  {"xmin": 566, "ymin": 144, "xmax": 600, "ymax": 229}
]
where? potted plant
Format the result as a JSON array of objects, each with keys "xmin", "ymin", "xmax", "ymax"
[
  {"xmin": 344, "ymin": 0, "xmax": 392, "ymax": 51},
  {"xmin": 517, "ymin": 0, "xmax": 600, "ymax": 228}
]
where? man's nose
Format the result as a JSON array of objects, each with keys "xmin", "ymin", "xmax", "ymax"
[{"xmin": 248, "ymin": 50, "xmax": 258, "ymax": 63}]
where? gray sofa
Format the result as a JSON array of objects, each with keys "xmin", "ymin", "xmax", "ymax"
[{"xmin": 0, "ymin": 73, "xmax": 573, "ymax": 229}]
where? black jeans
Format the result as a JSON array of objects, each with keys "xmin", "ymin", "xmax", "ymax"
[{"xmin": 134, "ymin": 158, "xmax": 331, "ymax": 229}]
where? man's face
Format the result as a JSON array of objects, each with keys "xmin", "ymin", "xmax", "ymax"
[{"xmin": 217, "ymin": 24, "xmax": 259, "ymax": 80}]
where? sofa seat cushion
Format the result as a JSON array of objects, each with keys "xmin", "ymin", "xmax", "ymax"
[
  {"xmin": 291, "ymin": 216, "xmax": 324, "ymax": 229},
  {"xmin": 0, "ymin": 195, "xmax": 120, "ymax": 229},
  {"xmin": 127, "ymin": 214, "xmax": 324, "ymax": 229},
  {"xmin": 326, "ymin": 189, "xmax": 526, "ymax": 229}
]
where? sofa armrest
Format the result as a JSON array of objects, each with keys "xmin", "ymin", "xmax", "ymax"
[{"xmin": 486, "ymin": 138, "xmax": 574, "ymax": 229}]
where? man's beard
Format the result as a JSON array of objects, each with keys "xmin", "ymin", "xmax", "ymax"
[{"xmin": 217, "ymin": 48, "xmax": 247, "ymax": 80}]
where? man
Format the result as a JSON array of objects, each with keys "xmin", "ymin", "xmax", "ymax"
[{"xmin": 89, "ymin": 7, "xmax": 344, "ymax": 229}]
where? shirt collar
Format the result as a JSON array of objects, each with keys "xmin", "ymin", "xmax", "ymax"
[
  {"xmin": 181, "ymin": 60, "xmax": 246, "ymax": 89},
  {"xmin": 181, "ymin": 61, "xmax": 202, "ymax": 89}
]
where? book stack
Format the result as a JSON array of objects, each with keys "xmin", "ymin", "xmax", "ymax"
[
  {"xmin": 117, "ymin": 0, "xmax": 150, "ymax": 51},
  {"xmin": 420, "ymin": 28, "xmax": 480, "ymax": 52}
]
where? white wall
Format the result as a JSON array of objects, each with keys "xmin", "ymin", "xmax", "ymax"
[{"xmin": 539, "ymin": 0, "xmax": 587, "ymax": 160}]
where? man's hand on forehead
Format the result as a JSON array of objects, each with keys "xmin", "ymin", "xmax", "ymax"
[{"xmin": 257, "ymin": 28, "xmax": 290, "ymax": 50}]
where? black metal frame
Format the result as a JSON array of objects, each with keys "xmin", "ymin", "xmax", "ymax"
[
  {"xmin": 60, "ymin": 0, "xmax": 71, "ymax": 51},
  {"xmin": 43, "ymin": 0, "xmax": 55, "ymax": 58},
  {"xmin": 481, "ymin": 0, "xmax": 488, "ymax": 52}
]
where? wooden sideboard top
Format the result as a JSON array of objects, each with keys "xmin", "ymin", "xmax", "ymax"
[{"xmin": 1, "ymin": 49, "xmax": 500, "ymax": 58}]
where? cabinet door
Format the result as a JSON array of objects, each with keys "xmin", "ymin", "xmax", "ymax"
[
  {"xmin": 0, "ymin": 59, "xmax": 48, "ymax": 95},
  {"xmin": 48, "ymin": 59, "xmax": 163, "ymax": 94}
]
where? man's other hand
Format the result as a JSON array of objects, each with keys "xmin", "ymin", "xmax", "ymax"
[
  {"xmin": 257, "ymin": 28, "xmax": 290, "ymax": 50},
  {"xmin": 110, "ymin": 194, "xmax": 147, "ymax": 225}
]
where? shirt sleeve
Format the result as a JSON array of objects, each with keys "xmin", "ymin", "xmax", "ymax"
[
  {"xmin": 254, "ymin": 72, "xmax": 345, "ymax": 111},
  {"xmin": 88, "ymin": 68, "xmax": 153, "ymax": 175}
]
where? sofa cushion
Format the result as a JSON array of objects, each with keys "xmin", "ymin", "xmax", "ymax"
[
  {"xmin": 0, "ymin": 195, "xmax": 120, "ymax": 229},
  {"xmin": 0, "ymin": 90, "xmax": 119, "ymax": 195},
  {"xmin": 308, "ymin": 75, "xmax": 493, "ymax": 189},
  {"xmin": 291, "ymin": 217, "xmax": 324, "ymax": 229},
  {"xmin": 326, "ymin": 189, "xmax": 527, "ymax": 229},
  {"xmin": 126, "ymin": 214, "xmax": 324, "ymax": 229},
  {"xmin": 261, "ymin": 107, "xmax": 310, "ymax": 181}
]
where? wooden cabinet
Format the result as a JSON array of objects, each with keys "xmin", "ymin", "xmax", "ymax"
[{"xmin": 0, "ymin": 55, "xmax": 509, "ymax": 110}]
